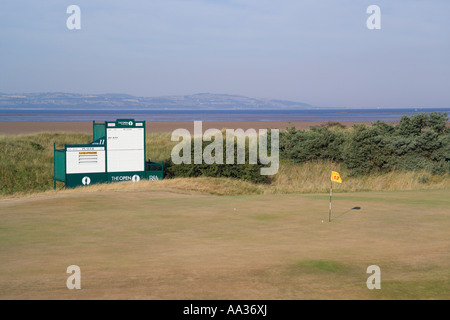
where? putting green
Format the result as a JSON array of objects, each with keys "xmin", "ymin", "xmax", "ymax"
[{"xmin": 0, "ymin": 189, "xmax": 448, "ymax": 299}]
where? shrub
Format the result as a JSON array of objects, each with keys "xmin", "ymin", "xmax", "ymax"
[
  {"xmin": 280, "ymin": 126, "xmax": 344, "ymax": 163},
  {"xmin": 318, "ymin": 122, "xmax": 346, "ymax": 129},
  {"xmin": 164, "ymin": 135, "xmax": 271, "ymax": 184},
  {"xmin": 280, "ymin": 112, "xmax": 449, "ymax": 176}
]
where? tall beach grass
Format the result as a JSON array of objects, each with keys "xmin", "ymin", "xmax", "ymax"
[{"xmin": 0, "ymin": 132, "xmax": 449, "ymax": 197}]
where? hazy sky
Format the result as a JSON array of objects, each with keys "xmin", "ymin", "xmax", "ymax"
[{"xmin": 1, "ymin": 0, "xmax": 449, "ymax": 108}]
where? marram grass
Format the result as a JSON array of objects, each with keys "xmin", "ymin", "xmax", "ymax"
[{"xmin": 0, "ymin": 132, "xmax": 449, "ymax": 198}]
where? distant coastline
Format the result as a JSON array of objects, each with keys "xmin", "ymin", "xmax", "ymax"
[{"xmin": 0, "ymin": 108, "xmax": 448, "ymax": 122}]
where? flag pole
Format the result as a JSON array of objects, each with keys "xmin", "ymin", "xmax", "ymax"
[{"xmin": 329, "ymin": 177, "xmax": 332, "ymax": 222}]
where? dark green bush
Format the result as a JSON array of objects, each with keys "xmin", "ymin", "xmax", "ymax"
[
  {"xmin": 280, "ymin": 126, "xmax": 344, "ymax": 163},
  {"xmin": 164, "ymin": 160, "xmax": 269, "ymax": 184},
  {"xmin": 164, "ymin": 136, "xmax": 271, "ymax": 184},
  {"xmin": 280, "ymin": 112, "xmax": 449, "ymax": 176}
]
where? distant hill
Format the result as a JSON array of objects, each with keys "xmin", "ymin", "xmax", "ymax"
[{"xmin": 0, "ymin": 92, "xmax": 314, "ymax": 110}]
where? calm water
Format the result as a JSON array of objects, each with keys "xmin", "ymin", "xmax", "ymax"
[{"xmin": 0, "ymin": 108, "xmax": 448, "ymax": 122}]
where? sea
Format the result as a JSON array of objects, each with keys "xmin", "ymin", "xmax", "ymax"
[{"xmin": 0, "ymin": 108, "xmax": 449, "ymax": 122}]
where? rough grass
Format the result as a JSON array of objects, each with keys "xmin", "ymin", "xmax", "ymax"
[
  {"xmin": 272, "ymin": 161, "xmax": 450, "ymax": 193},
  {"xmin": 0, "ymin": 132, "xmax": 175, "ymax": 196},
  {"xmin": 1, "ymin": 132, "xmax": 449, "ymax": 197}
]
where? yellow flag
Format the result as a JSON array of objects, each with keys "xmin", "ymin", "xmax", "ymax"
[{"xmin": 331, "ymin": 171, "xmax": 342, "ymax": 183}]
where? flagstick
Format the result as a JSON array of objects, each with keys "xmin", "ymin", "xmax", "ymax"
[{"xmin": 329, "ymin": 179, "xmax": 332, "ymax": 222}]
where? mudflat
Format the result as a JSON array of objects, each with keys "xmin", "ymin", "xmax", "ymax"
[{"xmin": 0, "ymin": 121, "xmax": 372, "ymax": 135}]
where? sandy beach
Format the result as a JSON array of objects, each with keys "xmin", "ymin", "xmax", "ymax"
[{"xmin": 0, "ymin": 121, "xmax": 374, "ymax": 135}]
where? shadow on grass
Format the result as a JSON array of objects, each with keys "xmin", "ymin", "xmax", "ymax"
[{"xmin": 331, "ymin": 206, "xmax": 361, "ymax": 221}]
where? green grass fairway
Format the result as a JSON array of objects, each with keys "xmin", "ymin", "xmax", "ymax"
[{"xmin": 0, "ymin": 188, "xmax": 449, "ymax": 299}]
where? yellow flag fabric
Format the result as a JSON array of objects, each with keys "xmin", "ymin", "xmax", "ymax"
[{"xmin": 331, "ymin": 171, "xmax": 342, "ymax": 183}]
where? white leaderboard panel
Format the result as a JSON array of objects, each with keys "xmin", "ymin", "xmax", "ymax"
[
  {"xmin": 106, "ymin": 128, "xmax": 145, "ymax": 172},
  {"xmin": 66, "ymin": 147, "xmax": 106, "ymax": 174}
]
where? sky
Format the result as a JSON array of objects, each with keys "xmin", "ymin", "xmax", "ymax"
[{"xmin": 0, "ymin": 0, "xmax": 449, "ymax": 108}]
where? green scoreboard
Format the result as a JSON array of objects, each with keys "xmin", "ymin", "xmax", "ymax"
[{"xmin": 54, "ymin": 119, "xmax": 164, "ymax": 189}]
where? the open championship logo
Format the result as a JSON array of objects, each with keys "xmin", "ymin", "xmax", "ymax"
[
  {"xmin": 132, "ymin": 175, "xmax": 140, "ymax": 182},
  {"xmin": 82, "ymin": 176, "xmax": 91, "ymax": 185}
]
